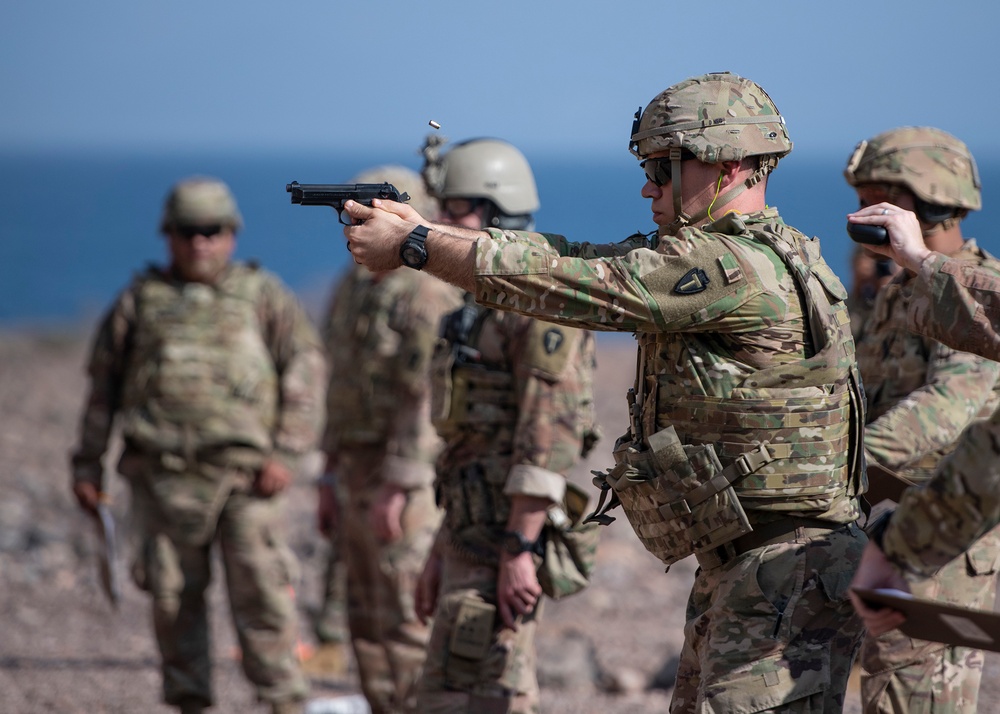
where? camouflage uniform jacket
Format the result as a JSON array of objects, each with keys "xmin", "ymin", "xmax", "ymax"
[
  {"xmin": 71, "ymin": 262, "xmax": 326, "ymax": 488},
  {"xmin": 321, "ymin": 265, "xmax": 463, "ymax": 490},
  {"xmin": 857, "ymin": 239, "xmax": 1000, "ymax": 480},
  {"xmin": 431, "ymin": 301, "xmax": 598, "ymax": 557},
  {"xmin": 472, "ymin": 208, "xmax": 865, "ymax": 536},
  {"xmin": 908, "ymin": 250, "xmax": 1000, "ymax": 359},
  {"xmin": 879, "ymin": 250, "xmax": 1000, "ymax": 575}
]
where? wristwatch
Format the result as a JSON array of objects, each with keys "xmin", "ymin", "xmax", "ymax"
[
  {"xmin": 501, "ymin": 530, "xmax": 542, "ymax": 556},
  {"xmin": 399, "ymin": 225, "xmax": 430, "ymax": 270}
]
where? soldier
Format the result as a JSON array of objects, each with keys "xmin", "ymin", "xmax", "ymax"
[
  {"xmin": 343, "ymin": 71, "xmax": 867, "ymax": 713},
  {"xmin": 70, "ymin": 177, "xmax": 325, "ymax": 714},
  {"xmin": 844, "ymin": 127, "xmax": 1000, "ymax": 714},
  {"xmin": 410, "ymin": 137, "xmax": 599, "ymax": 713},
  {"xmin": 846, "ymin": 161, "xmax": 1000, "ymax": 637},
  {"xmin": 316, "ymin": 165, "xmax": 462, "ymax": 713}
]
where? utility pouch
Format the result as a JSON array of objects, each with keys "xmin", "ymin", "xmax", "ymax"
[
  {"xmin": 449, "ymin": 598, "xmax": 496, "ymax": 660},
  {"xmin": 459, "ymin": 463, "xmax": 494, "ymax": 528},
  {"xmin": 537, "ymin": 482, "xmax": 601, "ymax": 600},
  {"xmin": 603, "ymin": 426, "xmax": 768, "ymax": 568}
]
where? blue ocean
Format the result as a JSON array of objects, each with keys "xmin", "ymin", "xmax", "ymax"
[{"xmin": 2, "ymin": 149, "xmax": 997, "ymax": 329}]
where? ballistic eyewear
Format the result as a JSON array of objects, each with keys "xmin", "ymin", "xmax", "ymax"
[
  {"xmin": 175, "ymin": 224, "xmax": 225, "ymax": 240},
  {"xmin": 639, "ymin": 150, "xmax": 697, "ymax": 187}
]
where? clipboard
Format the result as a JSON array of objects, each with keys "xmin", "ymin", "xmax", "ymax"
[
  {"xmin": 865, "ymin": 463, "xmax": 916, "ymax": 505},
  {"xmin": 853, "ymin": 587, "xmax": 1000, "ymax": 652}
]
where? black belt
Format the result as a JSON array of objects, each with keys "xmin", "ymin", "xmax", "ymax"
[{"xmin": 696, "ymin": 517, "xmax": 843, "ymax": 570}]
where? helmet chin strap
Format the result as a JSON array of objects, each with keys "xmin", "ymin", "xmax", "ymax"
[{"xmin": 661, "ymin": 155, "xmax": 777, "ymax": 236}]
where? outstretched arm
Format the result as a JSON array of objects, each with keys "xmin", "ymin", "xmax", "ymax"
[{"xmin": 343, "ymin": 199, "xmax": 480, "ymax": 292}]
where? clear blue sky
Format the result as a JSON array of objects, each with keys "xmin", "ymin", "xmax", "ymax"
[{"xmin": 3, "ymin": 1, "xmax": 998, "ymax": 161}]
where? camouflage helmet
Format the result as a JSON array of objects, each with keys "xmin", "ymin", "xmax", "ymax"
[
  {"xmin": 629, "ymin": 72, "xmax": 792, "ymax": 163},
  {"xmin": 427, "ymin": 138, "xmax": 540, "ymax": 216},
  {"xmin": 844, "ymin": 126, "xmax": 981, "ymax": 212},
  {"xmin": 352, "ymin": 164, "xmax": 438, "ymax": 219},
  {"xmin": 160, "ymin": 176, "xmax": 243, "ymax": 233}
]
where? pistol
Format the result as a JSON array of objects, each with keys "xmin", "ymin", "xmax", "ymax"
[{"xmin": 286, "ymin": 181, "xmax": 410, "ymax": 225}]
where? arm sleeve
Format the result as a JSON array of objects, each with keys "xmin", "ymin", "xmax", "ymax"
[
  {"xmin": 501, "ymin": 318, "xmax": 598, "ymax": 504},
  {"xmin": 883, "ymin": 409, "xmax": 1000, "ymax": 576},
  {"xmin": 484, "ymin": 228, "xmax": 654, "ymax": 259},
  {"xmin": 70, "ymin": 291, "xmax": 134, "ymax": 488},
  {"xmin": 472, "ymin": 230, "xmax": 768, "ymax": 334},
  {"xmin": 259, "ymin": 276, "xmax": 328, "ymax": 472},
  {"xmin": 907, "ymin": 252, "xmax": 1000, "ymax": 360},
  {"xmin": 864, "ymin": 342, "xmax": 1000, "ymax": 476}
]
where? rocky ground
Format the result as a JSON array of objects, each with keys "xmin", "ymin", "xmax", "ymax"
[{"xmin": 2, "ymin": 328, "xmax": 998, "ymax": 714}]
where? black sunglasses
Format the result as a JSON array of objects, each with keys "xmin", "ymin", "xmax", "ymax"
[
  {"xmin": 175, "ymin": 224, "xmax": 225, "ymax": 240},
  {"xmin": 639, "ymin": 150, "xmax": 697, "ymax": 187}
]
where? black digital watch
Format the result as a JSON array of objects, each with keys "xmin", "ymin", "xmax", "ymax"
[
  {"xmin": 501, "ymin": 530, "xmax": 543, "ymax": 556},
  {"xmin": 399, "ymin": 225, "xmax": 430, "ymax": 270}
]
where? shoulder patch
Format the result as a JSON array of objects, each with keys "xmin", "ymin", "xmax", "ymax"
[
  {"xmin": 642, "ymin": 235, "xmax": 748, "ymax": 326},
  {"xmin": 524, "ymin": 320, "xmax": 579, "ymax": 380},
  {"xmin": 674, "ymin": 268, "xmax": 711, "ymax": 294},
  {"xmin": 542, "ymin": 327, "xmax": 565, "ymax": 354}
]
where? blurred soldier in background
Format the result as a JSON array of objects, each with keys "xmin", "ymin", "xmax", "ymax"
[
  {"xmin": 411, "ymin": 137, "xmax": 599, "ymax": 714},
  {"xmin": 844, "ymin": 127, "xmax": 1000, "ymax": 714},
  {"xmin": 343, "ymin": 71, "xmax": 868, "ymax": 713},
  {"xmin": 316, "ymin": 165, "xmax": 462, "ymax": 713},
  {"xmin": 70, "ymin": 176, "xmax": 326, "ymax": 714},
  {"xmin": 848, "ymin": 206, "xmax": 1000, "ymax": 632}
]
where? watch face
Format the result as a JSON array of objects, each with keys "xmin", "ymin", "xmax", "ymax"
[{"xmin": 400, "ymin": 241, "xmax": 428, "ymax": 269}]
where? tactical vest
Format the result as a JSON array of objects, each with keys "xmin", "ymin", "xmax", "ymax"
[
  {"xmin": 325, "ymin": 270, "xmax": 418, "ymax": 448},
  {"xmin": 119, "ymin": 265, "xmax": 278, "ymax": 459},
  {"xmin": 431, "ymin": 299, "xmax": 518, "ymax": 535},
  {"xmin": 431, "ymin": 298, "xmax": 589, "ymax": 544},
  {"xmin": 590, "ymin": 217, "xmax": 865, "ymax": 569}
]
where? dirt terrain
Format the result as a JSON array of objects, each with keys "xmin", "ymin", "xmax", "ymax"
[{"xmin": 2, "ymin": 329, "xmax": 997, "ymax": 713}]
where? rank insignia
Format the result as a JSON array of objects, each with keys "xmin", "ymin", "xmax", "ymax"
[{"xmin": 674, "ymin": 268, "xmax": 711, "ymax": 295}]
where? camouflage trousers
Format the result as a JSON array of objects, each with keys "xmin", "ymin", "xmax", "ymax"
[
  {"xmin": 129, "ymin": 462, "xmax": 307, "ymax": 709},
  {"xmin": 860, "ymin": 529, "xmax": 1000, "ymax": 714},
  {"xmin": 417, "ymin": 548, "xmax": 542, "ymax": 714},
  {"xmin": 670, "ymin": 521, "xmax": 866, "ymax": 714},
  {"xmin": 340, "ymin": 451, "xmax": 441, "ymax": 714},
  {"xmin": 316, "ymin": 506, "xmax": 348, "ymax": 645}
]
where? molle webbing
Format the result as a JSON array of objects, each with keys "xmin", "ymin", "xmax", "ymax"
[
  {"xmin": 434, "ymin": 300, "xmax": 519, "ymax": 435},
  {"xmin": 655, "ymin": 389, "xmax": 852, "ymax": 506},
  {"xmin": 638, "ymin": 223, "xmax": 864, "ymax": 509},
  {"xmin": 121, "ymin": 270, "xmax": 277, "ymax": 455},
  {"xmin": 749, "ymin": 224, "xmax": 866, "ymax": 500},
  {"xmin": 438, "ymin": 460, "xmax": 511, "ymax": 534},
  {"xmin": 450, "ymin": 367, "xmax": 517, "ymax": 428},
  {"xmin": 735, "ymin": 228, "xmax": 856, "ymax": 390}
]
